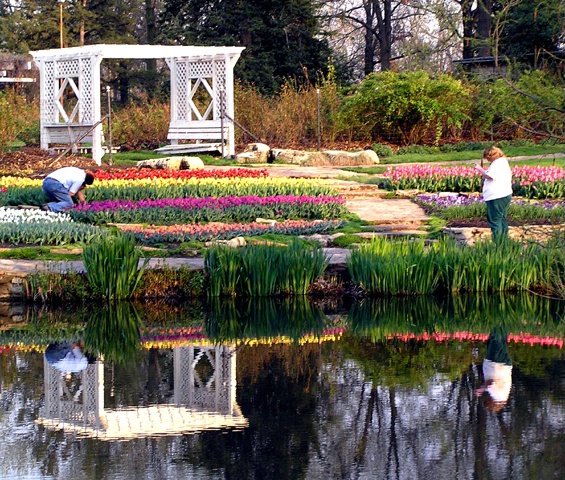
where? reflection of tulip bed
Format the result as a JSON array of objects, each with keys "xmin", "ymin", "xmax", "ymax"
[
  {"xmin": 386, "ymin": 332, "xmax": 564, "ymax": 348},
  {"xmin": 2, "ymin": 328, "xmax": 562, "ymax": 354},
  {"xmin": 140, "ymin": 326, "xmax": 347, "ymax": 348},
  {"xmin": 383, "ymin": 165, "xmax": 565, "ymax": 199},
  {"xmin": 0, "ymin": 168, "xmax": 346, "ymax": 246}
]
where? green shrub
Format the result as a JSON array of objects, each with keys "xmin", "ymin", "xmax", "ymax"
[
  {"xmin": 0, "ymin": 90, "xmax": 39, "ymax": 153},
  {"xmin": 371, "ymin": 143, "xmax": 395, "ymax": 157},
  {"xmin": 396, "ymin": 145, "xmax": 439, "ymax": 155},
  {"xmin": 339, "ymin": 71, "xmax": 472, "ymax": 145}
]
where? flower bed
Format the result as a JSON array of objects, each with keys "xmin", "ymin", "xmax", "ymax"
[
  {"xmin": 70, "ymin": 195, "xmax": 346, "ymax": 225},
  {"xmin": 118, "ymin": 219, "xmax": 344, "ymax": 245},
  {"xmin": 383, "ymin": 165, "xmax": 565, "ymax": 199},
  {"xmin": 1, "ymin": 176, "xmax": 340, "ymax": 205},
  {"xmin": 415, "ymin": 193, "xmax": 565, "ymax": 224}
]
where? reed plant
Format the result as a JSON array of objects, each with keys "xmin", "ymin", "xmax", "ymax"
[
  {"xmin": 82, "ymin": 233, "xmax": 149, "ymax": 300},
  {"xmin": 204, "ymin": 245, "xmax": 241, "ymax": 297},
  {"xmin": 277, "ymin": 241, "xmax": 328, "ymax": 295},
  {"xmin": 349, "ymin": 237, "xmax": 553, "ymax": 296},
  {"xmin": 204, "ymin": 241, "xmax": 328, "ymax": 297},
  {"xmin": 347, "ymin": 238, "xmax": 439, "ymax": 295}
]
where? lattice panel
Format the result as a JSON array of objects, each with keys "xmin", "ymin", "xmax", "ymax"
[
  {"xmin": 176, "ymin": 62, "xmax": 188, "ymax": 121},
  {"xmin": 174, "ymin": 346, "xmax": 232, "ymax": 411},
  {"xmin": 188, "ymin": 61, "xmax": 213, "ymax": 79},
  {"xmin": 79, "ymin": 57, "xmax": 94, "ymax": 123},
  {"xmin": 43, "ymin": 62, "xmax": 57, "ymax": 123},
  {"xmin": 56, "ymin": 59, "xmax": 79, "ymax": 78},
  {"xmin": 214, "ymin": 60, "xmax": 227, "ymax": 117}
]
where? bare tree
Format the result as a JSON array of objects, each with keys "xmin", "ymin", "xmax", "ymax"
[{"xmin": 323, "ymin": 0, "xmax": 425, "ymax": 77}]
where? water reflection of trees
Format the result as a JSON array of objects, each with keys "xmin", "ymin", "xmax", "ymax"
[{"xmin": 1, "ymin": 294, "xmax": 565, "ymax": 478}]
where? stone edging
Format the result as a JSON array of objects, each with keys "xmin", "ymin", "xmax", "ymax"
[{"xmin": 444, "ymin": 224, "xmax": 564, "ymax": 246}]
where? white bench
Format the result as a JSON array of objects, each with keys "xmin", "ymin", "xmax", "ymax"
[
  {"xmin": 167, "ymin": 124, "xmax": 229, "ymax": 142},
  {"xmin": 44, "ymin": 124, "xmax": 98, "ymax": 145}
]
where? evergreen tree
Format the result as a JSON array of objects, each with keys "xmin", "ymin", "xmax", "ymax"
[
  {"xmin": 158, "ymin": 0, "xmax": 331, "ymax": 93},
  {"xmin": 500, "ymin": 0, "xmax": 564, "ymax": 64}
]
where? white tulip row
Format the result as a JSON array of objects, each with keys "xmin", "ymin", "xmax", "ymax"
[{"xmin": 0, "ymin": 207, "xmax": 73, "ymax": 224}]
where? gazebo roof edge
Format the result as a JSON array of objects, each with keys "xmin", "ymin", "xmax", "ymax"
[{"xmin": 30, "ymin": 44, "xmax": 245, "ymax": 60}]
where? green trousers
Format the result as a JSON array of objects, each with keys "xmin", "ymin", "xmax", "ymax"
[{"xmin": 486, "ymin": 195, "xmax": 511, "ymax": 242}]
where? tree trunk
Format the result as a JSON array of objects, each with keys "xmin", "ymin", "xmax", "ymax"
[
  {"xmin": 363, "ymin": 2, "xmax": 376, "ymax": 75},
  {"xmin": 460, "ymin": 0, "xmax": 475, "ymax": 59},
  {"xmin": 476, "ymin": 0, "xmax": 492, "ymax": 57}
]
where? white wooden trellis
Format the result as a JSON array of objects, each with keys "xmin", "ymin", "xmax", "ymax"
[{"xmin": 30, "ymin": 44, "xmax": 244, "ymax": 165}]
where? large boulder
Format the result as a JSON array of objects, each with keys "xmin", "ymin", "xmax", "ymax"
[
  {"xmin": 136, "ymin": 156, "xmax": 204, "ymax": 170},
  {"xmin": 235, "ymin": 143, "xmax": 271, "ymax": 164},
  {"xmin": 270, "ymin": 148, "xmax": 378, "ymax": 166}
]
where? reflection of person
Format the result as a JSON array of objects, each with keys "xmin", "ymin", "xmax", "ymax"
[
  {"xmin": 45, "ymin": 341, "xmax": 89, "ymax": 373},
  {"xmin": 41, "ymin": 167, "xmax": 95, "ymax": 213},
  {"xmin": 476, "ymin": 327, "xmax": 513, "ymax": 411},
  {"xmin": 474, "ymin": 146, "xmax": 512, "ymax": 242}
]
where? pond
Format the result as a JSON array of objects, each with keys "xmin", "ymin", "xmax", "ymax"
[{"xmin": 1, "ymin": 293, "xmax": 564, "ymax": 479}]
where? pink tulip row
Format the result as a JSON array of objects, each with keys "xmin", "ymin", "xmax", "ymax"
[
  {"xmin": 384, "ymin": 164, "xmax": 565, "ymax": 185},
  {"xmin": 386, "ymin": 331, "xmax": 564, "ymax": 348}
]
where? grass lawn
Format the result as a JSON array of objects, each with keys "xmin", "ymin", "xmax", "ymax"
[{"xmin": 101, "ymin": 150, "xmax": 237, "ymax": 167}]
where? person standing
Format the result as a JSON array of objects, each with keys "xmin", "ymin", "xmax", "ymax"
[
  {"xmin": 41, "ymin": 166, "xmax": 95, "ymax": 213},
  {"xmin": 474, "ymin": 146, "xmax": 513, "ymax": 242}
]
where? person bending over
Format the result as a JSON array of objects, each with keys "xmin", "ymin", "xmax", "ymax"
[{"xmin": 41, "ymin": 166, "xmax": 94, "ymax": 213}]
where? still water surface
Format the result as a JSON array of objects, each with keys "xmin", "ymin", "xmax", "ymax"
[{"xmin": 0, "ymin": 294, "xmax": 564, "ymax": 479}]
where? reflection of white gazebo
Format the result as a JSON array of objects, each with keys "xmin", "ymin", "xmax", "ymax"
[
  {"xmin": 30, "ymin": 44, "xmax": 245, "ymax": 164},
  {"xmin": 36, "ymin": 345, "xmax": 247, "ymax": 440}
]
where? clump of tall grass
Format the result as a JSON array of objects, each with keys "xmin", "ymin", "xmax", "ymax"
[
  {"xmin": 347, "ymin": 237, "xmax": 439, "ymax": 295},
  {"xmin": 234, "ymin": 73, "xmax": 343, "ymax": 147},
  {"xmin": 347, "ymin": 237, "xmax": 552, "ymax": 296},
  {"xmin": 435, "ymin": 238, "xmax": 551, "ymax": 294},
  {"xmin": 204, "ymin": 241, "xmax": 328, "ymax": 297},
  {"xmin": 82, "ymin": 233, "xmax": 149, "ymax": 300}
]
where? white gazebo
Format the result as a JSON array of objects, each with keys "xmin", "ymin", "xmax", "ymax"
[{"xmin": 30, "ymin": 44, "xmax": 245, "ymax": 165}]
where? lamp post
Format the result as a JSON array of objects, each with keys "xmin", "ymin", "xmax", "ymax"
[{"xmin": 59, "ymin": 0, "xmax": 65, "ymax": 48}]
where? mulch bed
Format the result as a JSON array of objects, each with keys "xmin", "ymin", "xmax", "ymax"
[{"xmin": 0, "ymin": 147, "xmax": 103, "ymax": 176}]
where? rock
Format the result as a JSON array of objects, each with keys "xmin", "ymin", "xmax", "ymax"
[
  {"xmin": 255, "ymin": 218, "xmax": 277, "ymax": 226},
  {"xmin": 181, "ymin": 157, "xmax": 204, "ymax": 170},
  {"xmin": 322, "ymin": 149, "xmax": 379, "ymax": 166},
  {"xmin": 136, "ymin": 156, "xmax": 204, "ymax": 170},
  {"xmin": 235, "ymin": 143, "xmax": 271, "ymax": 164},
  {"xmin": 270, "ymin": 149, "xmax": 325, "ymax": 165},
  {"xmin": 270, "ymin": 148, "xmax": 379, "ymax": 166},
  {"xmin": 204, "ymin": 237, "xmax": 247, "ymax": 248},
  {"xmin": 137, "ymin": 157, "xmax": 183, "ymax": 170}
]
